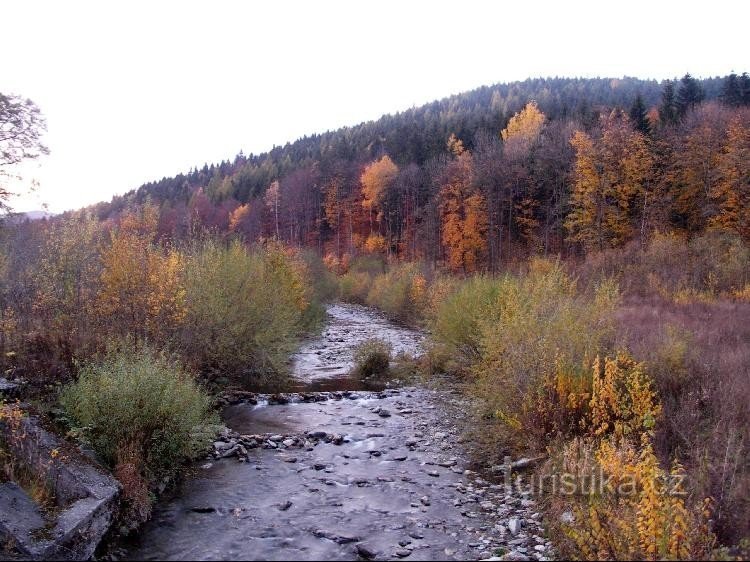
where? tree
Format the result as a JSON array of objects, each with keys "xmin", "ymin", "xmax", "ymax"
[
  {"xmin": 439, "ymin": 136, "xmax": 488, "ymax": 272},
  {"xmin": 501, "ymin": 100, "xmax": 546, "ymax": 157},
  {"xmin": 629, "ymin": 93, "xmax": 651, "ymax": 135},
  {"xmin": 659, "ymin": 81, "xmax": 678, "ymax": 126},
  {"xmin": 361, "ymin": 155, "xmax": 398, "ymax": 236},
  {"xmin": 720, "ymin": 72, "xmax": 743, "ymax": 107},
  {"xmin": 566, "ymin": 111, "xmax": 654, "ymax": 251},
  {"xmin": 265, "ymin": 180, "xmax": 281, "ymax": 239},
  {"xmin": 500, "ymin": 101, "xmax": 547, "ymax": 253},
  {"xmin": 740, "ymin": 72, "xmax": 750, "ymax": 106},
  {"xmin": 98, "ymin": 204, "xmax": 186, "ymax": 342},
  {"xmin": 665, "ymin": 103, "xmax": 731, "ymax": 233},
  {"xmin": 676, "ymin": 73, "xmax": 705, "ymax": 118},
  {"xmin": 0, "ymin": 94, "xmax": 49, "ymax": 211},
  {"xmin": 709, "ymin": 114, "xmax": 750, "ymax": 239}
]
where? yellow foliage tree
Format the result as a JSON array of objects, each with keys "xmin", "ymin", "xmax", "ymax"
[
  {"xmin": 98, "ymin": 205, "xmax": 186, "ymax": 342},
  {"xmin": 229, "ymin": 203, "xmax": 251, "ymax": 233},
  {"xmin": 566, "ymin": 111, "xmax": 654, "ymax": 252},
  {"xmin": 361, "ymin": 155, "xmax": 398, "ymax": 214},
  {"xmin": 709, "ymin": 115, "xmax": 750, "ymax": 239},
  {"xmin": 501, "ymin": 100, "xmax": 546, "ymax": 158}
]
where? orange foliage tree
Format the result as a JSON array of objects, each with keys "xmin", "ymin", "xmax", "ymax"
[{"xmin": 439, "ymin": 135, "xmax": 488, "ymax": 273}]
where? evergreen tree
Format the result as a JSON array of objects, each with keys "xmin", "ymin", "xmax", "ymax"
[
  {"xmin": 720, "ymin": 72, "xmax": 743, "ymax": 107},
  {"xmin": 659, "ymin": 81, "xmax": 678, "ymax": 126},
  {"xmin": 629, "ymin": 93, "xmax": 651, "ymax": 135},
  {"xmin": 676, "ymin": 73, "xmax": 705, "ymax": 117},
  {"xmin": 739, "ymin": 72, "xmax": 750, "ymax": 106}
]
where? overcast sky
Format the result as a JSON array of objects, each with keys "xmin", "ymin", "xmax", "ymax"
[{"xmin": 2, "ymin": 0, "xmax": 748, "ymax": 213}]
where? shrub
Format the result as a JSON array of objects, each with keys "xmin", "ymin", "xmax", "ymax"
[
  {"xmin": 553, "ymin": 438, "xmax": 716, "ymax": 561},
  {"xmin": 429, "ymin": 275, "xmax": 505, "ymax": 372},
  {"xmin": 479, "ymin": 261, "xmax": 618, "ymax": 440},
  {"xmin": 615, "ymin": 298, "xmax": 750, "ymax": 545},
  {"xmin": 181, "ymin": 239, "xmax": 309, "ymax": 384},
  {"xmin": 366, "ymin": 262, "xmax": 427, "ymax": 324},
  {"xmin": 60, "ymin": 346, "xmax": 217, "ymax": 522},
  {"xmin": 577, "ymin": 232, "xmax": 750, "ymax": 302},
  {"xmin": 352, "ymin": 338, "xmax": 391, "ymax": 379},
  {"xmin": 338, "ymin": 270, "xmax": 373, "ymax": 304}
]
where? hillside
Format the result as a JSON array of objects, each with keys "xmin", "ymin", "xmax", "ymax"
[{"xmin": 93, "ymin": 75, "xmax": 725, "ymax": 210}]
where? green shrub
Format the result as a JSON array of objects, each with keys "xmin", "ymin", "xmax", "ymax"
[
  {"xmin": 60, "ymin": 346, "xmax": 217, "ymax": 516},
  {"xmin": 352, "ymin": 338, "xmax": 392, "ymax": 379},
  {"xmin": 473, "ymin": 260, "xmax": 619, "ymax": 443},
  {"xmin": 338, "ymin": 270, "xmax": 373, "ymax": 303},
  {"xmin": 181, "ymin": 239, "xmax": 309, "ymax": 383},
  {"xmin": 366, "ymin": 262, "xmax": 426, "ymax": 324},
  {"xmin": 429, "ymin": 275, "xmax": 506, "ymax": 371},
  {"xmin": 348, "ymin": 255, "xmax": 386, "ymax": 277}
]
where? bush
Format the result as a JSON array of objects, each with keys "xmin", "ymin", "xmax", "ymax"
[
  {"xmin": 615, "ymin": 298, "xmax": 750, "ymax": 545},
  {"xmin": 60, "ymin": 346, "xmax": 217, "ymax": 523},
  {"xmin": 429, "ymin": 275, "xmax": 506, "ymax": 371},
  {"xmin": 366, "ymin": 262, "xmax": 427, "ymax": 324},
  {"xmin": 338, "ymin": 270, "xmax": 373, "ymax": 304},
  {"xmin": 472, "ymin": 260, "xmax": 619, "ymax": 445},
  {"xmin": 181, "ymin": 239, "xmax": 310, "ymax": 384},
  {"xmin": 352, "ymin": 338, "xmax": 391, "ymax": 379}
]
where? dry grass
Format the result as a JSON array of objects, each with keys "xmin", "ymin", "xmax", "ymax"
[{"xmin": 615, "ymin": 296, "xmax": 750, "ymax": 545}]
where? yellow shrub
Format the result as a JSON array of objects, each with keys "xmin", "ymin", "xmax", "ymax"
[
  {"xmin": 589, "ymin": 353, "xmax": 661, "ymax": 441},
  {"xmin": 564, "ymin": 439, "xmax": 716, "ymax": 560}
]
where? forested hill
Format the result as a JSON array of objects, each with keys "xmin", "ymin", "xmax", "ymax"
[
  {"xmin": 93, "ymin": 75, "xmax": 723, "ymax": 212},
  {"xmin": 82, "ymin": 72, "xmax": 749, "ymax": 270}
]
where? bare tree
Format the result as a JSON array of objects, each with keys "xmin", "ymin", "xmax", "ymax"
[{"xmin": 0, "ymin": 93, "xmax": 49, "ymax": 211}]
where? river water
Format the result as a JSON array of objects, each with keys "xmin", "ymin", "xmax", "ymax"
[{"xmin": 122, "ymin": 304, "xmax": 549, "ymax": 561}]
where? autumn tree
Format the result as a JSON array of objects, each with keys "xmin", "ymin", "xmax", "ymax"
[
  {"xmin": 709, "ymin": 113, "xmax": 750, "ymax": 239},
  {"xmin": 98, "ymin": 204, "xmax": 186, "ymax": 342},
  {"xmin": 566, "ymin": 111, "xmax": 654, "ymax": 251},
  {"xmin": 360, "ymin": 155, "xmax": 398, "ymax": 248},
  {"xmin": 502, "ymin": 101, "xmax": 545, "ymax": 150},
  {"xmin": 265, "ymin": 180, "xmax": 281, "ymax": 239},
  {"xmin": 500, "ymin": 101, "xmax": 546, "ymax": 252},
  {"xmin": 439, "ymin": 135, "xmax": 488, "ymax": 272}
]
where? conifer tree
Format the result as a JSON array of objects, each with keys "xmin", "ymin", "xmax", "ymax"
[
  {"xmin": 658, "ymin": 81, "xmax": 678, "ymax": 126},
  {"xmin": 629, "ymin": 93, "xmax": 651, "ymax": 135},
  {"xmin": 676, "ymin": 73, "xmax": 705, "ymax": 118},
  {"xmin": 720, "ymin": 72, "xmax": 743, "ymax": 107}
]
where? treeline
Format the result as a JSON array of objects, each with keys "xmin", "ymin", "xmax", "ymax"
[{"xmin": 75, "ymin": 73, "xmax": 749, "ymax": 271}]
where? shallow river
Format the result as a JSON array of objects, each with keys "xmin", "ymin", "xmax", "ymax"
[{"xmin": 122, "ymin": 304, "xmax": 549, "ymax": 561}]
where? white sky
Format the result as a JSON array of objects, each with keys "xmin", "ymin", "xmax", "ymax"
[{"xmin": 2, "ymin": 0, "xmax": 748, "ymax": 213}]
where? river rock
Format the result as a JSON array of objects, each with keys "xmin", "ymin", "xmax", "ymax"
[{"xmin": 508, "ymin": 517, "xmax": 523, "ymax": 536}]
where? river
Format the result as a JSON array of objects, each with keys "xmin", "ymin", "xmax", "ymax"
[{"xmin": 121, "ymin": 304, "xmax": 551, "ymax": 561}]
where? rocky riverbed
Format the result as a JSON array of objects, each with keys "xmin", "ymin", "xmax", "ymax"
[{"xmin": 121, "ymin": 304, "xmax": 551, "ymax": 561}]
